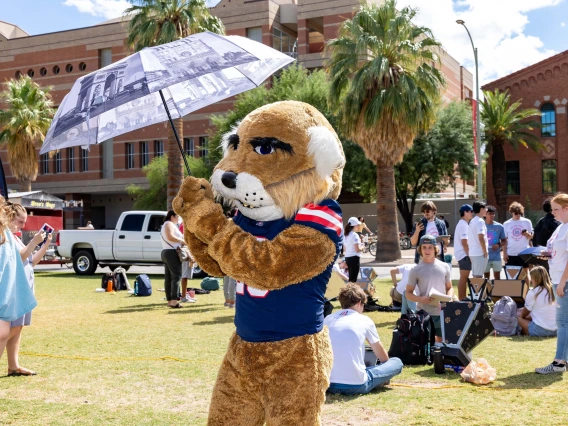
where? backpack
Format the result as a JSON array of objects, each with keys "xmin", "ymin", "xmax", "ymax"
[
  {"xmin": 134, "ymin": 274, "xmax": 152, "ymax": 296},
  {"xmin": 490, "ymin": 296, "xmax": 518, "ymax": 336},
  {"xmin": 113, "ymin": 267, "xmax": 130, "ymax": 291},
  {"xmin": 201, "ymin": 277, "xmax": 220, "ymax": 291},
  {"xmin": 388, "ymin": 310, "xmax": 435, "ymax": 365},
  {"xmin": 101, "ymin": 273, "xmax": 115, "ymax": 291}
]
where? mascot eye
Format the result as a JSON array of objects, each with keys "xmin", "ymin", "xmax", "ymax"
[{"xmin": 254, "ymin": 144, "xmax": 275, "ymax": 155}]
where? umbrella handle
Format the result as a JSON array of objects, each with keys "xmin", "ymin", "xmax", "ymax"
[{"xmin": 158, "ymin": 89, "xmax": 191, "ymax": 176}]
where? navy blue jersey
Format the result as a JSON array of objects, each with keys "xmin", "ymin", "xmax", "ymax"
[{"xmin": 233, "ymin": 199, "xmax": 343, "ymax": 342}]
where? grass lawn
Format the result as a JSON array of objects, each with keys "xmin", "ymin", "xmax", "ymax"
[{"xmin": 0, "ymin": 272, "xmax": 567, "ymax": 425}]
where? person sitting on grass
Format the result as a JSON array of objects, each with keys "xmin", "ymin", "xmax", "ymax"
[
  {"xmin": 405, "ymin": 235, "xmax": 455, "ymax": 342},
  {"xmin": 389, "ymin": 263, "xmax": 416, "ymax": 314},
  {"xmin": 518, "ymin": 266, "xmax": 557, "ymax": 337},
  {"xmin": 326, "ymin": 284, "xmax": 403, "ymax": 395},
  {"xmin": 332, "ymin": 257, "xmax": 349, "ymax": 281}
]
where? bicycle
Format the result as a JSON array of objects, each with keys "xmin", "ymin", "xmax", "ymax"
[{"xmin": 362, "ymin": 233, "xmax": 377, "ymax": 257}]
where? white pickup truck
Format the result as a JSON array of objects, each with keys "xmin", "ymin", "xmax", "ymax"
[{"xmin": 56, "ymin": 210, "xmax": 207, "ymax": 277}]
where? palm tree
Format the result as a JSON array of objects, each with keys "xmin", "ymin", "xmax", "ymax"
[
  {"xmin": 124, "ymin": 0, "xmax": 225, "ymax": 208},
  {"xmin": 481, "ymin": 89, "xmax": 541, "ymax": 220},
  {"xmin": 0, "ymin": 76, "xmax": 54, "ymax": 192},
  {"xmin": 325, "ymin": 0, "xmax": 445, "ymax": 261}
]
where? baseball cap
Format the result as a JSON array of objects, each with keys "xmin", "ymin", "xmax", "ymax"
[
  {"xmin": 348, "ymin": 217, "xmax": 362, "ymax": 226},
  {"xmin": 419, "ymin": 234, "xmax": 437, "ymax": 246},
  {"xmin": 459, "ymin": 204, "xmax": 473, "ymax": 213}
]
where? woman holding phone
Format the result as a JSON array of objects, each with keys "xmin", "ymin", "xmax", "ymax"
[{"xmin": 4, "ymin": 202, "xmax": 52, "ymax": 376}]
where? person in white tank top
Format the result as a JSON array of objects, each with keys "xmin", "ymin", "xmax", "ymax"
[{"xmin": 161, "ymin": 210, "xmax": 187, "ymax": 308}]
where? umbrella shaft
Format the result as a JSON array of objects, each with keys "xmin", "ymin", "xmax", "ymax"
[{"xmin": 159, "ymin": 89, "xmax": 191, "ymax": 176}]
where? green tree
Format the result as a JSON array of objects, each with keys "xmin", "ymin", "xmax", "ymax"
[
  {"xmin": 126, "ymin": 154, "xmax": 209, "ymax": 210},
  {"xmin": 209, "ymin": 64, "xmax": 334, "ymax": 164},
  {"xmin": 325, "ymin": 0, "xmax": 445, "ymax": 261},
  {"xmin": 124, "ymin": 0, "xmax": 225, "ymax": 209},
  {"xmin": 481, "ymin": 89, "xmax": 541, "ymax": 220},
  {"xmin": 0, "ymin": 76, "xmax": 54, "ymax": 192},
  {"xmin": 395, "ymin": 102, "xmax": 475, "ymax": 233}
]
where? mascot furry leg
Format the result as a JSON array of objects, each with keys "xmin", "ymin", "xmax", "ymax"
[{"xmin": 174, "ymin": 101, "xmax": 345, "ymax": 426}]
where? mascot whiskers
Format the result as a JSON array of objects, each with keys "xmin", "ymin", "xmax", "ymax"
[{"xmin": 173, "ymin": 101, "xmax": 345, "ymax": 426}]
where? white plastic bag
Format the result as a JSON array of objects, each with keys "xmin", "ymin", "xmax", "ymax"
[{"xmin": 461, "ymin": 358, "xmax": 497, "ymax": 385}]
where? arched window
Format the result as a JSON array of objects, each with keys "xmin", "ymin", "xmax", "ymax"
[{"xmin": 541, "ymin": 103, "xmax": 556, "ymax": 137}]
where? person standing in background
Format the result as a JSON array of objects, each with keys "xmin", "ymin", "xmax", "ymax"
[
  {"xmin": 454, "ymin": 204, "xmax": 474, "ymax": 300},
  {"xmin": 503, "ymin": 202, "xmax": 533, "ymax": 283},
  {"xmin": 343, "ymin": 217, "xmax": 364, "ymax": 283},
  {"xmin": 534, "ymin": 198, "xmax": 560, "ymax": 247},
  {"xmin": 410, "ymin": 201, "xmax": 448, "ymax": 264},
  {"xmin": 439, "ymin": 215, "xmax": 449, "ymax": 230},
  {"xmin": 484, "ymin": 205, "xmax": 507, "ymax": 280},
  {"xmin": 467, "ymin": 201, "xmax": 489, "ymax": 278}
]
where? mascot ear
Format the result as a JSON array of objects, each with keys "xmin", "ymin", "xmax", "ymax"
[
  {"xmin": 307, "ymin": 126, "xmax": 345, "ymax": 178},
  {"xmin": 221, "ymin": 122, "xmax": 241, "ymax": 157}
]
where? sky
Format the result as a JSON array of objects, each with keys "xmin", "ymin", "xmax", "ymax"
[{"xmin": 1, "ymin": 0, "xmax": 567, "ymax": 88}]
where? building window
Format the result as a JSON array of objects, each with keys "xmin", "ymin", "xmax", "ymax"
[
  {"xmin": 126, "ymin": 143, "xmax": 135, "ymax": 169},
  {"xmin": 140, "ymin": 141, "xmax": 149, "ymax": 167},
  {"xmin": 80, "ymin": 149, "xmax": 89, "ymax": 172},
  {"xmin": 68, "ymin": 147, "xmax": 76, "ymax": 172},
  {"xmin": 542, "ymin": 160, "xmax": 557, "ymax": 194},
  {"xmin": 99, "ymin": 48, "xmax": 113, "ymax": 68},
  {"xmin": 41, "ymin": 154, "xmax": 49, "ymax": 174},
  {"xmin": 154, "ymin": 140, "xmax": 164, "ymax": 157},
  {"xmin": 247, "ymin": 27, "xmax": 262, "ymax": 44},
  {"xmin": 541, "ymin": 103, "xmax": 556, "ymax": 137},
  {"xmin": 199, "ymin": 136, "xmax": 209, "ymax": 162},
  {"xmin": 53, "ymin": 151, "xmax": 62, "ymax": 173},
  {"xmin": 184, "ymin": 137, "xmax": 194, "ymax": 157},
  {"xmin": 273, "ymin": 28, "xmax": 296, "ymax": 54},
  {"xmin": 506, "ymin": 161, "xmax": 520, "ymax": 195}
]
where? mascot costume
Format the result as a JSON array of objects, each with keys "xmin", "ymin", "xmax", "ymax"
[{"xmin": 173, "ymin": 101, "xmax": 345, "ymax": 426}]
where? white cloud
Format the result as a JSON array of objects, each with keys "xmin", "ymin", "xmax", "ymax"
[
  {"xmin": 562, "ymin": 22, "xmax": 566, "ymax": 26},
  {"xmin": 63, "ymin": 0, "xmax": 131, "ymax": 19},
  {"xmin": 402, "ymin": 0, "xmax": 562, "ymax": 89}
]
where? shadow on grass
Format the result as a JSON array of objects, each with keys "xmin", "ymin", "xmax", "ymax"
[
  {"xmin": 414, "ymin": 368, "xmax": 463, "ymax": 381},
  {"xmin": 103, "ymin": 303, "xmax": 220, "ymax": 314},
  {"xmin": 189, "ymin": 316, "xmax": 236, "ymax": 325},
  {"xmin": 495, "ymin": 371, "xmax": 564, "ymax": 389},
  {"xmin": 324, "ymin": 386, "xmax": 396, "ymax": 403}
]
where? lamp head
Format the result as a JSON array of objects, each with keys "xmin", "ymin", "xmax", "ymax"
[{"xmin": 456, "ymin": 19, "xmax": 465, "ymax": 25}]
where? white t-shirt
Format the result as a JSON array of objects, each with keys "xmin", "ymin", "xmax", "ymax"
[
  {"xmin": 467, "ymin": 216, "xmax": 488, "ymax": 256},
  {"xmin": 426, "ymin": 220, "xmax": 439, "ymax": 237},
  {"xmin": 454, "ymin": 219, "xmax": 469, "ymax": 261},
  {"xmin": 547, "ymin": 222, "xmax": 568, "ymax": 284},
  {"xmin": 160, "ymin": 222, "xmax": 183, "ymax": 250},
  {"xmin": 324, "ymin": 309, "xmax": 380, "ymax": 385},
  {"xmin": 332, "ymin": 263, "xmax": 348, "ymax": 280},
  {"xmin": 395, "ymin": 264, "xmax": 416, "ymax": 295},
  {"xmin": 503, "ymin": 217, "xmax": 533, "ymax": 256},
  {"xmin": 343, "ymin": 231, "xmax": 361, "ymax": 257},
  {"xmin": 525, "ymin": 287, "xmax": 557, "ymax": 331}
]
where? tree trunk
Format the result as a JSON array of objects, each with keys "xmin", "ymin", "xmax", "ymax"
[
  {"xmin": 375, "ymin": 160, "xmax": 401, "ymax": 262},
  {"xmin": 395, "ymin": 190, "xmax": 413, "ymax": 234},
  {"xmin": 492, "ymin": 143, "xmax": 507, "ymax": 222},
  {"xmin": 19, "ymin": 179, "xmax": 31, "ymax": 192},
  {"xmin": 167, "ymin": 118, "xmax": 184, "ymax": 210}
]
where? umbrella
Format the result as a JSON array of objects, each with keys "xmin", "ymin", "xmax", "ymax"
[{"xmin": 39, "ymin": 32, "xmax": 295, "ymax": 174}]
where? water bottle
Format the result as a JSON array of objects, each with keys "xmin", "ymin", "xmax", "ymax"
[
  {"xmin": 107, "ymin": 277, "xmax": 114, "ymax": 292},
  {"xmin": 433, "ymin": 346, "xmax": 445, "ymax": 374}
]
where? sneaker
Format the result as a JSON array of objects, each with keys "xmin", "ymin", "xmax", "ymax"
[
  {"xmin": 535, "ymin": 362, "xmax": 566, "ymax": 374},
  {"xmin": 179, "ymin": 296, "xmax": 196, "ymax": 303}
]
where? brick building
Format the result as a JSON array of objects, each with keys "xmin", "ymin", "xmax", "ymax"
[
  {"xmin": 482, "ymin": 50, "xmax": 568, "ymax": 214},
  {"xmin": 0, "ymin": 0, "xmax": 473, "ymax": 229}
]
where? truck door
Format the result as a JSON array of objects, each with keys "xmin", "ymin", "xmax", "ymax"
[
  {"xmin": 143, "ymin": 214, "xmax": 166, "ymax": 260},
  {"xmin": 113, "ymin": 213, "xmax": 145, "ymax": 260}
]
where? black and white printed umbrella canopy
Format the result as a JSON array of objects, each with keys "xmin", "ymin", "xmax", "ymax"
[{"xmin": 39, "ymin": 32, "xmax": 295, "ymax": 171}]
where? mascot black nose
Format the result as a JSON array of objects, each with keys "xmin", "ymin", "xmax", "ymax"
[{"xmin": 221, "ymin": 171, "xmax": 238, "ymax": 189}]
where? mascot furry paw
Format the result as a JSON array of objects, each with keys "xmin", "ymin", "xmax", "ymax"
[{"xmin": 173, "ymin": 101, "xmax": 345, "ymax": 426}]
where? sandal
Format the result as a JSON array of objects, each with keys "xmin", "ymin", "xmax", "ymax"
[
  {"xmin": 7, "ymin": 367, "xmax": 37, "ymax": 377},
  {"xmin": 169, "ymin": 303, "xmax": 183, "ymax": 309}
]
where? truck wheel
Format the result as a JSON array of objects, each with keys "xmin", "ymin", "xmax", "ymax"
[
  {"xmin": 192, "ymin": 264, "xmax": 209, "ymax": 279},
  {"xmin": 73, "ymin": 250, "xmax": 98, "ymax": 275},
  {"xmin": 109, "ymin": 265, "xmax": 131, "ymax": 273}
]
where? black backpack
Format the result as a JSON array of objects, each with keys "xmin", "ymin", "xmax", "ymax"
[
  {"xmin": 100, "ymin": 270, "xmax": 129, "ymax": 292},
  {"xmin": 134, "ymin": 274, "xmax": 152, "ymax": 296},
  {"xmin": 388, "ymin": 310, "xmax": 435, "ymax": 365},
  {"xmin": 101, "ymin": 273, "xmax": 116, "ymax": 291}
]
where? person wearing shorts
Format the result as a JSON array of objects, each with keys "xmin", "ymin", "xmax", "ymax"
[
  {"xmin": 503, "ymin": 202, "xmax": 533, "ymax": 283},
  {"xmin": 454, "ymin": 204, "xmax": 474, "ymax": 300},
  {"xmin": 484, "ymin": 205, "xmax": 506, "ymax": 280},
  {"xmin": 405, "ymin": 235, "xmax": 455, "ymax": 341},
  {"xmin": 467, "ymin": 201, "xmax": 488, "ymax": 278}
]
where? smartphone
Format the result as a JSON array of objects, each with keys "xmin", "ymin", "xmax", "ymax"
[
  {"xmin": 38, "ymin": 223, "xmax": 54, "ymax": 248},
  {"xmin": 522, "ymin": 229, "xmax": 527, "ymax": 233}
]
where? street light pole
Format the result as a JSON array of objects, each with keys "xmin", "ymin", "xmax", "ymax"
[{"xmin": 457, "ymin": 19, "xmax": 483, "ymax": 199}]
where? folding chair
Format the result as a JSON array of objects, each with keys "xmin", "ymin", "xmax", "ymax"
[
  {"xmin": 466, "ymin": 277, "xmax": 491, "ymax": 302},
  {"xmin": 503, "ymin": 265, "xmax": 522, "ymax": 280},
  {"xmin": 491, "ymin": 279, "xmax": 528, "ymax": 305},
  {"xmin": 324, "ymin": 270, "xmax": 347, "ymax": 317}
]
